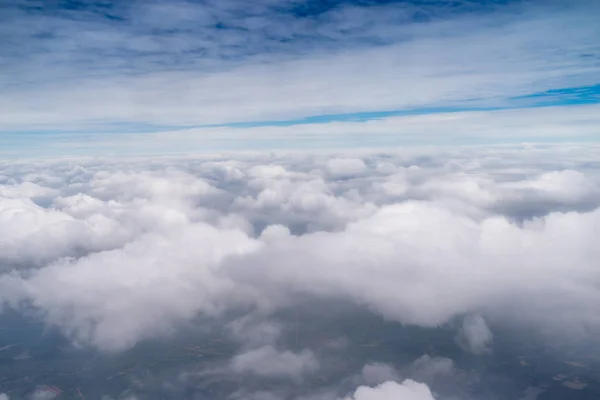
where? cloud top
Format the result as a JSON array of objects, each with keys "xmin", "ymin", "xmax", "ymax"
[
  {"xmin": 343, "ymin": 380, "xmax": 435, "ymax": 400},
  {"xmin": 1, "ymin": 145, "xmax": 600, "ymax": 351}
]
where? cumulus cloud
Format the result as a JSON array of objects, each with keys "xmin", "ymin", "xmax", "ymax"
[
  {"xmin": 326, "ymin": 158, "xmax": 367, "ymax": 179},
  {"xmin": 407, "ymin": 355, "xmax": 455, "ymax": 383},
  {"xmin": 0, "ymin": 145, "xmax": 599, "ymax": 352},
  {"xmin": 233, "ymin": 200, "xmax": 600, "ymax": 334},
  {"xmin": 359, "ymin": 363, "xmax": 400, "ymax": 387},
  {"xmin": 456, "ymin": 315, "xmax": 494, "ymax": 354},
  {"xmin": 30, "ymin": 389, "xmax": 58, "ymax": 400},
  {"xmin": 227, "ymin": 315, "xmax": 283, "ymax": 348},
  {"xmin": 0, "ymin": 394, "xmax": 8, "ymax": 400},
  {"xmin": 0, "ymin": 222, "xmax": 261, "ymax": 351},
  {"xmin": 343, "ymin": 380, "xmax": 435, "ymax": 400},
  {"xmin": 344, "ymin": 355, "xmax": 464, "ymax": 399},
  {"xmin": 230, "ymin": 345, "xmax": 319, "ymax": 382}
]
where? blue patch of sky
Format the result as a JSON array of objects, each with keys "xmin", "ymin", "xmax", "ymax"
[
  {"xmin": 202, "ymin": 84, "xmax": 600, "ymax": 129},
  {"xmin": 6, "ymin": 83, "xmax": 596, "ymax": 136},
  {"xmin": 512, "ymin": 83, "xmax": 600, "ymax": 106}
]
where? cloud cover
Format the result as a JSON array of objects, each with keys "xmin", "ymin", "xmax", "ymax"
[
  {"xmin": 1, "ymin": 0, "xmax": 598, "ymax": 156},
  {"xmin": 1, "ymin": 145, "xmax": 600, "ymax": 353}
]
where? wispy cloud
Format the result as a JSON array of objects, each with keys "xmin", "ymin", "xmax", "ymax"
[
  {"xmin": 1, "ymin": 0, "xmax": 599, "ymax": 155},
  {"xmin": 3, "ymin": 104, "xmax": 599, "ymax": 157}
]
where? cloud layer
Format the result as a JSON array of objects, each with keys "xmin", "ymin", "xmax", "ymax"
[{"xmin": 1, "ymin": 145, "xmax": 600, "ymax": 354}]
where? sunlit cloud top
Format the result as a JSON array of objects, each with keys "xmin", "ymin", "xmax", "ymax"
[{"xmin": 1, "ymin": 0, "xmax": 599, "ymax": 157}]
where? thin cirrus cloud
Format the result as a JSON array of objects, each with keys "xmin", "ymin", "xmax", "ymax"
[
  {"xmin": 343, "ymin": 380, "xmax": 435, "ymax": 400},
  {"xmin": 1, "ymin": 0, "xmax": 599, "ymax": 157}
]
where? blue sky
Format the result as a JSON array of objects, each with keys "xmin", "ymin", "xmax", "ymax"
[{"xmin": 1, "ymin": 0, "xmax": 599, "ymax": 157}]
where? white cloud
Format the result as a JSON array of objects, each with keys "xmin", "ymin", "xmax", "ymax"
[
  {"xmin": 230, "ymin": 345, "xmax": 319, "ymax": 381},
  {"xmin": 456, "ymin": 315, "xmax": 494, "ymax": 354},
  {"xmin": 30, "ymin": 389, "xmax": 58, "ymax": 400},
  {"xmin": 0, "ymin": 394, "xmax": 9, "ymax": 400},
  {"xmin": 399, "ymin": 355, "xmax": 476, "ymax": 400},
  {"xmin": 326, "ymin": 158, "xmax": 367, "ymax": 179},
  {"xmin": 343, "ymin": 380, "xmax": 435, "ymax": 400},
  {"xmin": 0, "ymin": 222, "xmax": 262, "ymax": 351},
  {"xmin": 0, "ymin": 146, "xmax": 599, "ymax": 351},
  {"xmin": 232, "ymin": 200, "xmax": 600, "ymax": 334},
  {"xmin": 260, "ymin": 224, "xmax": 292, "ymax": 242}
]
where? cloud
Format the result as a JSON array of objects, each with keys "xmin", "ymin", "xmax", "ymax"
[
  {"xmin": 1, "ymin": 145, "xmax": 600, "ymax": 352},
  {"xmin": 406, "ymin": 355, "xmax": 455, "ymax": 383},
  {"xmin": 400, "ymin": 354, "xmax": 479, "ymax": 399},
  {"xmin": 30, "ymin": 389, "xmax": 58, "ymax": 400},
  {"xmin": 5, "ymin": 104, "xmax": 600, "ymax": 158},
  {"xmin": 230, "ymin": 345, "xmax": 319, "ymax": 382},
  {"xmin": 456, "ymin": 315, "xmax": 494, "ymax": 354},
  {"xmin": 326, "ymin": 158, "xmax": 367, "ymax": 179},
  {"xmin": 232, "ymin": 200, "xmax": 600, "ymax": 334},
  {"xmin": 343, "ymin": 380, "xmax": 435, "ymax": 400},
  {"xmin": 346, "ymin": 355, "xmax": 477, "ymax": 400},
  {"xmin": 227, "ymin": 314, "xmax": 283, "ymax": 348},
  {"xmin": 142, "ymin": 103, "xmax": 600, "ymax": 144},
  {"xmin": 1, "ymin": 0, "xmax": 598, "ymax": 156},
  {"xmin": 0, "ymin": 394, "xmax": 8, "ymax": 400},
  {"xmin": 0, "ymin": 222, "xmax": 261, "ymax": 351},
  {"xmin": 359, "ymin": 363, "xmax": 400, "ymax": 387}
]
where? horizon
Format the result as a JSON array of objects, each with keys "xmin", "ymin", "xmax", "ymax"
[{"xmin": 1, "ymin": 1, "xmax": 600, "ymax": 400}]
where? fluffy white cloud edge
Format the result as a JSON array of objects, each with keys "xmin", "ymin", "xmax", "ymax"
[
  {"xmin": 1, "ymin": 145, "xmax": 599, "ymax": 351},
  {"xmin": 343, "ymin": 380, "xmax": 435, "ymax": 400}
]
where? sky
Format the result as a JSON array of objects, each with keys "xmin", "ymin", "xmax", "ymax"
[
  {"xmin": 1, "ymin": 0, "xmax": 599, "ymax": 157},
  {"xmin": 1, "ymin": 2, "xmax": 600, "ymax": 399}
]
